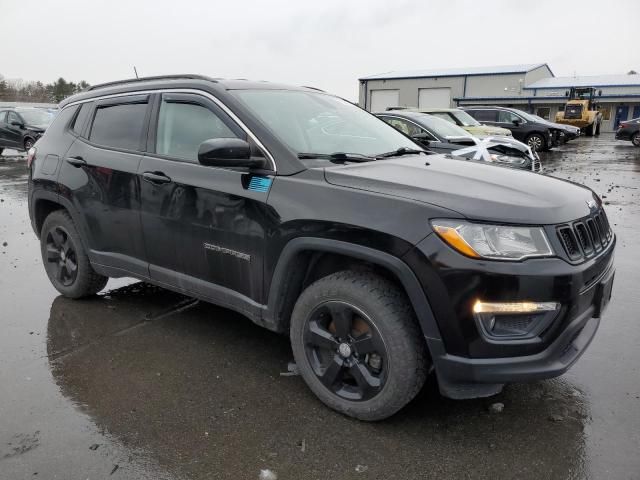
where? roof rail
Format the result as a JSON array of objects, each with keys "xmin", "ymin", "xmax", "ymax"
[{"xmin": 87, "ymin": 74, "xmax": 217, "ymax": 91}]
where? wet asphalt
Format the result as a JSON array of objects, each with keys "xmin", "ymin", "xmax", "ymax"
[{"xmin": 0, "ymin": 136, "xmax": 639, "ymax": 480}]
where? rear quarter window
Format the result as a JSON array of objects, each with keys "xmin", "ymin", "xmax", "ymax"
[
  {"xmin": 468, "ymin": 110, "xmax": 496, "ymax": 122},
  {"xmin": 89, "ymin": 102, "xmax": 147, "ymax": 151}
]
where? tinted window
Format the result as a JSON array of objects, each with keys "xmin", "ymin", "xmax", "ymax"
[
  {"xmin": 71, "ymin": 103, "xmax": 92, "ymax": 136},
  {"xmin": 497, "ymin": 110, "xmax": 522, "ymax": 123},
  {"xmin": 468, "ymin": 110, "xmax": 496, "ymax": 122},
  {"xmin": 381, "ymin": 117, "xmax": 424, "ymax": 137},
  {"xmin": 156, "ymin": 97, "xmax": 238, "ymax": 162},
  {"xmin": 89, "ymin": 102, "xmax": 147, "ymax": 150},
  {"xmin": 8, "ymin": 111, "xmax": 22, "ymax": 125}
]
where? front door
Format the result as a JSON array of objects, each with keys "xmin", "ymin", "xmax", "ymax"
[
  {"xmin": 615, "ymin": 106, "xmax": 629, "ymax": 129},
  {"xmin": 139, "ymin": 92, "xmax": 270, "ymax": 304},
  {"xmin": 5, "ymin": 111, "xmax": 25, "ymax": 148},
  {"xmin": 60, "ymin": 95, "xmax": 149, "ymax": 276}
]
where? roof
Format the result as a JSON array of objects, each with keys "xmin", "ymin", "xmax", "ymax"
[
  {"xmin": 526, "ymin": 74, "xmax": 640, "ymax": 89},
  {"xmin": 360, "ymin": 64, "xmax": 549, "ymax": 81}
]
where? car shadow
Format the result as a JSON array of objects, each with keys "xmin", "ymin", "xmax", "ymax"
[{"xmin": 47, "ymin": 282, "xmax": 589, "ymax": 480}]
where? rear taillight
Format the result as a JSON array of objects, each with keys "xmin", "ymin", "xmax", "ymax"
[{"xmin": 27, "ymin": 147, "xmax": 37, "ymax": 168}]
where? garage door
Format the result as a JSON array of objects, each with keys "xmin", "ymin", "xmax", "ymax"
[
  {"xmin": 418, "ymin": 88, "xmax": 451, "ymax": 108},
  {"xmin": 370, "ymin": 90, "xmax": 400, "ymax": 112}
]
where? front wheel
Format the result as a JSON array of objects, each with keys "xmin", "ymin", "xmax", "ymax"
[
  {"xmin": 632, "ymin": 132, "xmax": 640, "ymax": 147},
  {"xmin": 290, "ymin": 270, "xmax": 428, "ymax": 421},
  {"xmin": 41, "ymin": 210, "xmax": 108, "ymax": 298},
  {"xmin": 23, "ymin": 138, "xmax": 35, "ymax": 151},
  {"xmin": 526, "ymin": 133, "xmax": 545, "ymax": 152}
]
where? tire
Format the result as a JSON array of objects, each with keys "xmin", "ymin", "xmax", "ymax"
[
  {"xmin": 40, "ymin": 210, "xmax": 108, "ymax": 298},
  {"xmin": 290, "ymin": 270, "xmax": 428, "ymax": 421},
  {"xmin": 632, "ymin": 132, "xmax": 640, "ymax": 147},
  {"xmin": 586, "ymin": 122, "xmax": 596, "ymax": 137},
  {"xmin": 0, "ymin": 147, "xmax": 4, "ymax": 156},
  {"xmin": 526, "ymin": 133, "xmax": 545, "ymax": 152},
  {"xmin": 595, "ymin": 122, "xmax": 601, "ymax": 136},
  {"xmin": 23, "ymin": 138, "xmax": 35, "ymax": 151}
]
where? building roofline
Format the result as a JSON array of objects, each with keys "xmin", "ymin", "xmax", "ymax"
[{"xmin": 359, "ymin": 63, "xmax": 549, "ymax": 81}]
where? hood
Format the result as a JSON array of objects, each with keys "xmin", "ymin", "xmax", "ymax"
[
  {"xmin": 324, "ymin": 155, "xmax": 595, "ymax": 225},
  {"xmin": 463, "ymin": 125, "xmax": 512, "ymax": 137},
  {"xmin": 25, "ymin": 124, "xmax": 47, "ymax": 132}
]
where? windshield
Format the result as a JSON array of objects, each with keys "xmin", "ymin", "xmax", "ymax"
[
  {"xmin": 451, "ymin": 110, "xmax": 481, "ymax": 127},
  {"xmin": 416, "ymin": 114, "xmax": 473, "ymax": 138},
  {"xmin": 17, "ymin": 109, "xmax": 55, "ymax": 127},
  {"xmin": 231, "ymin": 90, "xmax": 418, "ymax": 156}
]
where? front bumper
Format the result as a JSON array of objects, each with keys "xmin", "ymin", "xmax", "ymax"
[{"xmin": 403, "ymin": 231, "xmax": 615, "ymax": 399}]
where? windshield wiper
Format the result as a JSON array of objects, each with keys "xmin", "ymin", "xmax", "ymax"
[
  {"xmin": 297, "ymin": 152, "xmax": 375, "ymax": 162},
  {"xmin": 375, "ymin": 147, "xmax": 428, "ymax": 159}
]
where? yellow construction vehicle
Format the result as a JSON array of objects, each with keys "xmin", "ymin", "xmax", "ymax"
[{"xmin": 555, "ymin": 87, "xmax": 602, "ymax": 136}]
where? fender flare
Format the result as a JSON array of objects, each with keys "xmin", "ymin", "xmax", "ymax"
[
  {"xmin": 31, "ymin": 190, "xmax": 93, "ymax": 252},
  {"xmin": 265, "ymin": 237, "xmax": 443, "ymax": 342}
]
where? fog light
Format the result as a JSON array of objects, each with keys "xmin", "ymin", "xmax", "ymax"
[
  {"xmin": 473, "ymin": 300, "xmax": 559, "ymax": 314},
  {"xmin": 473, "ymin": 300, "xmax": 560, "ymax": 340}
]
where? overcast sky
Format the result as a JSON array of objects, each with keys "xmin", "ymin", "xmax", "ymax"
[{"xmin": 2, "ymin": 0, "xmax": 638, "ymax": 100}]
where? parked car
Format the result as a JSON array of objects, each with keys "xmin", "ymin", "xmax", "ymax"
[
  {"xmin": 523, "ymin": 112, "xmax": 581, "ymax": 143},
  {"xmin": 0, "ymin": 107, "xmax": 55, "ymax": 155},
  {"xmin": 398, "ymin": 107, "xmax": 513, "ymax": 138},
  {"xmin": 462, "ymin": 106, "xmax": 555, "ymax": 151},
  {"xmin": 615, "ymin": 117, "xmax": 640, "ymax": 147},
  {"xmin": 29, "ymin": 75, "xmax": 615, "ymax": 421},
  {"xmin": 376, "ymin": 110, "xmax": 541, "ymax": 171}
]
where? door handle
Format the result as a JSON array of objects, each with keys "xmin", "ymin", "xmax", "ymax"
[
  {"xmin": 142, "ymin": 171, "xmax": 172, "ymax": 184},
  {"xmin": 66, "ymin": 156, "xmax": 87, "ymax": 167}
]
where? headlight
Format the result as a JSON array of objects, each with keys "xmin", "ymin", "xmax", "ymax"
[
  {"xmin": 489, "ymin": 153, "xmax": 525, "ymax": 165},
  {"xmin": 431, "ymin": 220, "xmax": 554, "ymax": 260}
]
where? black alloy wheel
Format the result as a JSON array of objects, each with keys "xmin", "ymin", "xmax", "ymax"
[
  {"xmin": 44, "ymin": 226, "xmax": 78, "ymax": 287},
  {"xmin": 303, "ymin": 300, "xmax": 388, "ymax": 401},
  {"xmin": 24, "ymin": 138, "xmax": 35, "ymax": 151},
  {"xmin": 632, "ymin": 132, "xmax": 640, "ymax": 147}
]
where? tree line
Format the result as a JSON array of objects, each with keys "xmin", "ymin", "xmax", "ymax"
[{"xmin": 0, "ymin": 75, "xmax": 91, "ymax": 104}]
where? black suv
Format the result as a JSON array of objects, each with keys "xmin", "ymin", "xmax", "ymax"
[
  {"xmin": 462, "ymin": 106, "xmax": 556, "ymax": 151},
  {"xmin": 28, "ymin": 75, "xmax": 615, "ymax": 420},
  {"xmin": 0, "ymin": 107, "xmax": 54, "ymax": 155}
]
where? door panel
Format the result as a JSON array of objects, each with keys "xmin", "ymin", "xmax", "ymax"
[
  {"xmin": 139, "ymin": 156, "xmax": 270, "ymax": 302},
  {"xmin": 5, "ymin": 112, "xmax": 24, "ymax": 147},
  {"xmin": 370, "ymin": 90, "xmax": 399, "ymax": 112},
  {"xmin": 61, "ymin": 140, "xmax": 147, "ymax": 275},
  {"xmin": 418, "ymin": 88, "xmax": 451, "ymax": 108},
  {"xmin": 615, "ymin": 106, "xmax": 629, "ymax": 129}
]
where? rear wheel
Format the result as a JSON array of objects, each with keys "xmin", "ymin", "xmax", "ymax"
[
  {"xmin": 595, "ymin": 121, "xmax": 601, "ymax": 136},
  {"xmin": 632, "ymin": 132, "xmax": 640, "ymax": 147},
  {"xmin": 290, "ymin": 270, "xmax": 428, "ymax": 421},
  {"xmin": 41, "ymin": 210, "xmax": 108, "ymax": 298},
  {"xmin": 526, "ymin": 133, "xmax": 545, "ymax": 152},
  {"xmin": 587, "ymin": 122, "xmax": 596, "ymax": 137}
]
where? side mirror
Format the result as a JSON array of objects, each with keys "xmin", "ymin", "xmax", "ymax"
[
  {"xmin": 11, "ymin": 121, "xmax": 24, "ymax": 128},
  {"xmin": 512, "ymin": 119, "xmax": 521, "ymax": 126},
  {"xmin": 411, "ymin": 132, "xmax": 431, "ymax": 145},
  {"xmin": 197, "ymin": 138, "xmax": 265, "ymax": 169}
]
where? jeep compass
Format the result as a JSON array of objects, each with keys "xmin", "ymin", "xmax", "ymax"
[{"xmin": 28, "ymin": 75, "xmax": 615, "ymax": 420}]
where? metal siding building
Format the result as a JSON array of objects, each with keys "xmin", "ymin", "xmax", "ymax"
[{"xmin": 359, "ymin": 65, "xmax": 640, "ymax": 132}]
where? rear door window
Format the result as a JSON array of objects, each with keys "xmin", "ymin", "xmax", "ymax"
[
  {"xmin": 497, "ymin": 110, "xmax": 522, "ymax": 123},
  {"xmin": 154, "ymin": 94, "xmax": 241, "ymax": 162},
  {"xmin": 469, "ymin": 110, "xmax": 496, "ymax": 122},
  {"xmin": 89, "ymin": 100, "xmax": 148, "ymax": 151},
  {"xmin": 71, "ymin": 103, "xmax": 93, "ymax": 136}
]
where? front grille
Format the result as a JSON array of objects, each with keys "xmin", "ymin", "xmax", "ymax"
[
  {"xmin": 557, "ymin": 208, "xmax": 613, "ymax": 261},
  {"xmin": 564, "ymin": 105, "xmax": 583, "ymax": 119}
]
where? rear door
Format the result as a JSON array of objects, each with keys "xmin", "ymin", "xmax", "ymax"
[
  {"xmin": 0, "ymin": 111, "xmax": 11, "ymax": 147},
  {"xmin": 60, "ymin": 95, "xmax": 150, "ymax": 276},
  {"xmin": 139, "ymin": 92, "xmax": 270, "ymax": 304}
]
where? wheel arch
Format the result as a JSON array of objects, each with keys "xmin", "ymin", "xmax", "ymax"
[
  {"xmin": 264, "ymin": 237, "xmax": 443, "ymax": 344},
  {"xmin": 31, "ymin": 191, "xmax": 92, "ymax": 252}
]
